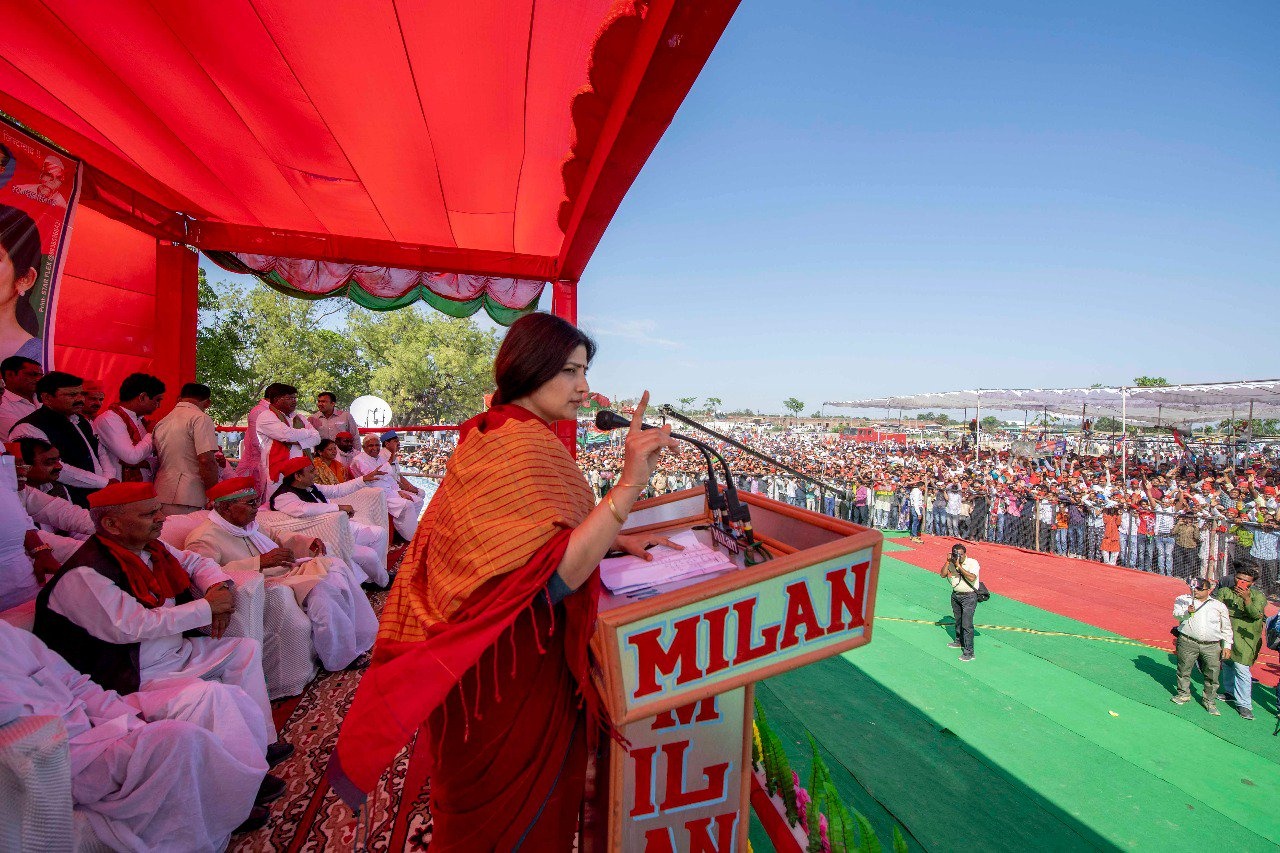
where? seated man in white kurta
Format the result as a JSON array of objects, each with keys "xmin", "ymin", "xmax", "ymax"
[
  {"xmin": 268, "ymin": 456, "xmax": 391, "ymax": 587},
  {"xmin": 0, "ymin": 476, "xmax": 44, "ymax": 611},
  {"xmin": 347, "ymin": 431, "xmax": 424, "ymax": 541},
  {"xmin": 31, "ymin": 483, "xmax": 291, "ymax": 771},
  {"xmin": 12, "ymin": 438, "xmax": 95, "ymax": 563},
  {"xmin": 0, "ymin": 620, "xmax": 272, "ymax": 848},
  {"xmin": 185, "ymin": 477, "xmax": 376, "ymax": 671}
]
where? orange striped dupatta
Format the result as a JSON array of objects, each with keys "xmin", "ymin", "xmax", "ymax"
[{"xmin": 329, "ymin": 405, "xmax": 597, "ymax": 808}]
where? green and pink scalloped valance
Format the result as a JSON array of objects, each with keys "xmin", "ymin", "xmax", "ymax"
[{"xmin": 206, "ymin": 251, "xmax": 545, "ymax": 325}]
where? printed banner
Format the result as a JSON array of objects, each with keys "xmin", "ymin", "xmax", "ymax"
[{"xmin": 0, "ymin": 115, "xmax": 82, "ymax": 367}]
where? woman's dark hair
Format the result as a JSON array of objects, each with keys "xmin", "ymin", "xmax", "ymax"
[
  {"xmin": 0, "ymin": 203, "xmax": 43, "ymax": 337},
  {"xmin": 316, "ymin": 438, "xmax": 335, "ymax": 454},
  {"xmin": 491, "ymin": 312, "xmax": 596, "ymax": 406}
]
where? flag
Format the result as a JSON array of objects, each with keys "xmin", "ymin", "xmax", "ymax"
[{"xmin": 1168, "ymin": 426, "xmax": 1187, "ymax": 450}]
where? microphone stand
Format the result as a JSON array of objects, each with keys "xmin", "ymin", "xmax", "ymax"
[
  {"xmin": 594, "ymin": 410, "xmax": 768, "ymax": 562},
  {"xmin": 659, "ymin": 405, "xmax": 849, "ymax": 501}
]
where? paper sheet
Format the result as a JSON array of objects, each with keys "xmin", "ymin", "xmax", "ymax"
[{"xmin": 600, "ymin": 529, "xmax": 736, "ymax": 594}]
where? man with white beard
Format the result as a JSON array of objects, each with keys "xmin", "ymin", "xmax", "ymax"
[
  {"xmin": 32, "ymin": 483, "xmax": 293, "ymax": 771},
  {"xmin": 268, "ymin": 456, "xmax": 390, "ymax": 587},
  {"xmin": 347, "ymin": 431, "xmax": 423, "ymax": 541},
  {"xmin": 0, "ymin": 620, "xmax": 272, "ymax": 849},
  {"xmin": 185, "ymin": 476, "xmax": 377, "ymax": 671}
]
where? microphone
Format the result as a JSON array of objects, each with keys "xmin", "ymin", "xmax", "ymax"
[
  {"xmin": 595, "ymin": 410, "xmax": 752, "ymax": 540},
  {"xmin": 595, "ymin": 410, "xmax": 727, "ymax": 517}
]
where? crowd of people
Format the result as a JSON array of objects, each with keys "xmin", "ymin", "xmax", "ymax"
[
  {"xmin": 0, "ymin": 357, "xmax": 427, "ymax": 847},
  {"xmin": 573, "ymin": 421, "xmax": 1280, "ymax": 596},
  {"xmin": 339, "ymin": 418, "xmax": 1280, "ymax": 599},
  {"xmin": 1, "ymin": 346, "xmax": 1276, "ymax": 846}
]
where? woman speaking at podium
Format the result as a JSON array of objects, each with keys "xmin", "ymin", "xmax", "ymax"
[{"xmin": 331, "ymin": 312, "xmax": 677, "ymax": 849}]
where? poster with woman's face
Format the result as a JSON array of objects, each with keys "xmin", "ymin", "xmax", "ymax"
[{"xmin": 0, "ymin": 117, "xmax": 82, "ymax": 368}]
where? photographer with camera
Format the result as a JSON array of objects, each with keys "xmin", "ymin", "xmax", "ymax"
[
  {"xmin": 1171, "ymin": 577, "xmax": 1233, "ymax": 715},
  {"xmin": 941, "ymin": 543, "xmax": 982, "ymax": 661}
]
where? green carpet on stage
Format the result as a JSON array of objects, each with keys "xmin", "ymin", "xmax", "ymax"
[{"xmin": 751, "ymin": 554, "xmax": 1280, "ymax": 852}]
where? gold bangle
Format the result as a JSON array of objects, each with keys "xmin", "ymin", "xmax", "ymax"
[
  {"xmin": 606, "ymin": 494, "xmax": 627, "ymax": 524},
  {"xmin": 617, "ymin": 481, "xmax": 648, "ymax": 489}
]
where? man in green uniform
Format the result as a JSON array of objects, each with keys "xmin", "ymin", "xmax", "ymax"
[{"xmin": 1215, "ymin": 561, "xmax": 1267, "ymax": 721}]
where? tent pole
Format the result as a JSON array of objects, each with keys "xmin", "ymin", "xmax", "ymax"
[
  {"xmin": 1244, "ymin": 402, "xmax": 1254, "ymax": 455},
  {"xmin": 551, "ymin": 280, "xmax": 580, "ymax": 456},
  {"xmin": 1121, "ymin": 388, "xmax": 1127, "ymax": 483},
  {"xmin": 975, "ymin": 398, "xmax": 981, "ymax": 463},
  {"xmin": 1231, "ymin": 405, "xmax": 1237, "ymax": 472}
]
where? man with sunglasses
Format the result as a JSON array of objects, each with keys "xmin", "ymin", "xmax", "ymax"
[{"xmin": 1214, "ymin": 560, "xmax": 1267, "ymax": 720}]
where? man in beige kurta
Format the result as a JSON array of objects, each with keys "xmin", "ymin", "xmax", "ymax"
[
  {"xmin": 154, "ymin": 384, "xmax": 220, "ymax": 515},
  {"xmin": 184, "ymin": 477, "xmax": 376, "ymax": 671}
]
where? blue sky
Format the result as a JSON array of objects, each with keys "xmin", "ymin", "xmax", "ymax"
[{"xmin": 208, "ymin": 0, "xmax": 1279, "ymax": 416}]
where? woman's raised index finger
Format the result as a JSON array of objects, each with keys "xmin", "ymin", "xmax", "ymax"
[{"xmin": 629, "ymin": 391, "xmax": 650, "ymax": 434}]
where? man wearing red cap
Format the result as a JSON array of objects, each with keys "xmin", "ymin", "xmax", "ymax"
[
  {"xmin": 334, "ymin": 430, "xmax": 359, "ymax": 468},
  {"xmin": 269, "ymin": 456, "xmax": 390, "ymax": 587},
  {"xmin": 32, "ymin": 482, "xmax": 287, "ymax": 767},
  {"xmin": 185, "ymin": 476, "xmax": 376, "ymax": 671},
  {"xmin": 81, "ymin": 378, "xmax": 106, "ymax": 420}
]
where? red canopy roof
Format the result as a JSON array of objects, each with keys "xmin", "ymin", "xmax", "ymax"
[{"xmin": 0, "ymin": 0, "xmax": 737, "ymax": 282}]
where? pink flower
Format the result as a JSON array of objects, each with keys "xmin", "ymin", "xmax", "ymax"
[
  {"xmin": 820, "ymin": 813, "xmax": 831, "ymax": 853},
  {"xmin": 793, "ymin": 771, "xmax": 810, "ymax": 824}
]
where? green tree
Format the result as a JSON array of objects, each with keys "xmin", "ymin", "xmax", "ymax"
[
  {"xmin": 783, "ymin": 397, "xmax": 805, "ymax": 417},
  {"xmin": 677, "ymin": 396, "xmax": 697, "ymax": 412},
  {"xmin": 196, "ymin": 269, "xmax": 255, "ymax": 424},
  {"xmin": 198, "ymin": 272, "xmax": 369, "ymax": 423},
  {"xmin": 979, "ymin": 415, "xmax": 1001, "ymax": 431},
  {"xmin": 1220, "ymin": 418, "xmax": 1280, "ymax": 435},
  {"xmin": 347, "ymin": 309, "xmax": 498, "ymax": 424},
  {"xmin": 1133, "ymin": 376, "xmax": 1170, "ymax": 387},
  {"xmin": 1094, "ymin": 415, "xmax": 1123, "ymax": 432},
  {"xmin": 704, "ymin": 396, "xmax": 723, "ymax": 414}
]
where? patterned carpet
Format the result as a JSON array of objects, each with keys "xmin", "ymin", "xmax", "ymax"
[{"xmin": 230, "ymin": 549, "xmax": 432, "ymax": 852}]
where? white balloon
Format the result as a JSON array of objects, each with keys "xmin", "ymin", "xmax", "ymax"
[{"xmin": 350, "ymin": 395, "xmax": 394, "ymax": 428}]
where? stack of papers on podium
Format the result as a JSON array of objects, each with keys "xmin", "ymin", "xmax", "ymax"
[{"xmin": 600, "ymin": 529, "xmax": 736, "ymax": 594}]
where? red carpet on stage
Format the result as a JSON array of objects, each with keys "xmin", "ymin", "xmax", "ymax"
[
  {"xmin": 891, "ymin": 535, "xmax": 1280, "ymax": 687},
  {"xmin": 235, "ymin": 535, "xmax": 1280, "ymax": 851},
  {"xmin": 231, "ymin": 547, "xmax": 434, "ymax": 852}
]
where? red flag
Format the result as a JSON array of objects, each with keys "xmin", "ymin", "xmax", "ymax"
[{"xmin": 1168, "ymin": 426, "xmax": 1187, "ymax": 450}]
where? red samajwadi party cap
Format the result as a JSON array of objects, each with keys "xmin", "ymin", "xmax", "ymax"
[
  {"xmin": 88, "ymin": 482, "xmax": 156, "ymax": 508},
  {"xmin": 279, "ymin": 456, "xmax": 313, "ymax": 478},
  {"xmin": 4, "ymin": 442, "xmax": 20, "ymax": 457},
  {"xmin": 207, "ymin": 477, "xmax": 257, "ymax": 502}
]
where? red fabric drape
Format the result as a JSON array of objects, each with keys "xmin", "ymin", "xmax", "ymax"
[
  {"xmin": 53, "ymin": 207, "xmax": 196, "ymax": 413},
  {"xmin": 425, "ymin": 592, "xmax": 589, "ymax": 850}
]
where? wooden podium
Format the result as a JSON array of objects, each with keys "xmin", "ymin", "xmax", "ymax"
[{"xmin": 591, "ymin": 488, "xmax": 882, "ymax": 851}]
